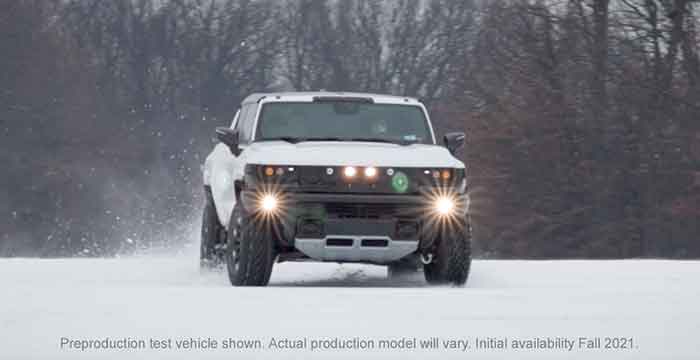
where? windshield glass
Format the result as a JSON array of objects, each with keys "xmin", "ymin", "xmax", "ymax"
[{"xmin": 255, "ymin": 102, "xmax": 433, "ymax": 144}]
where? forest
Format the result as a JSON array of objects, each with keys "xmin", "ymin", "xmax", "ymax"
[{"xmin": 1, "ymin": 0, "xmax": 699, "ymax": 258}]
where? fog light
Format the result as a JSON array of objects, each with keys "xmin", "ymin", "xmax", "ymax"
[
  {"xmin": 260, "ymin": 194, "xmax": 278, "ymax": 213},
  {"xmin": 434, "ymin": 196, "xmax": 456, "ymax": 216}
]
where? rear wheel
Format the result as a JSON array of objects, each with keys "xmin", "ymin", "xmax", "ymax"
[
  {"xmin": 225, "ymin": 204, "xmax": 275, "ymax": 286},
  {"xmin": 200, "ymin": 187, "xmax": 225, "ymax": 269},
  {"xmin": 424, "ymin": 219, "xmax": 472, "ymax": 286}
]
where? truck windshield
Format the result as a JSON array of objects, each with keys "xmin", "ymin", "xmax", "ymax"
[{"xmin": 255, "ymin": 102, "xmax": 433, "ymax": 145}]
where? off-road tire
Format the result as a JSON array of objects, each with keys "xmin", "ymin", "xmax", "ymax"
[
  {"xmin": 225, "ymin": 204, "xmax": 275, "ymax": 286},
  {"xmin": 424, "ymin": 219, "xmax": 472, "ymax": 286},
  {"xmin": 200, "ymin": 187, "xmax": 225, "ymax": 269}
]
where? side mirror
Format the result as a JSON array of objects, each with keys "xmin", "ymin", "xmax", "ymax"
[
  {"xmin": 443, "ymin": 132, "xmax": 466, "ymax": 155},
  {"xmin": 216, "ymin": 127, "xmax": 241, "ymax": 156}
]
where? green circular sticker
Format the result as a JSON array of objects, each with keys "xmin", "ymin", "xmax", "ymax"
[{"xmin": 391, "ymin": 172, "xmax": 409, "ymax": 193}]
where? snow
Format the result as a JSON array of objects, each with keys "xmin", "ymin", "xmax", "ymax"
[{"xmin": 1, "ymin": 254, "xmax": 698, "ymax": 359}]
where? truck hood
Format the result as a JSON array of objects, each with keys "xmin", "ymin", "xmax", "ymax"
[{"xmin": 243, "ymin": 141, "xmax": 464, "ymax": 168}]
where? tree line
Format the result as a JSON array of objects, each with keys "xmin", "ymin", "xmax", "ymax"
[{"xmin": 1, "ymin": 0, "xmax": 698, "ymax": 257}]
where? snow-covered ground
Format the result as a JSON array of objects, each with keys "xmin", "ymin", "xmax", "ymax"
[{"xmin": 1, "ymin": 253, "xmax": 698, "ymax": 359}]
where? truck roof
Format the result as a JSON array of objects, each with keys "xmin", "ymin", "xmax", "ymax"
[{"xmin": 241, "ymin": 91, "xmax": 421, "ymax": 106}]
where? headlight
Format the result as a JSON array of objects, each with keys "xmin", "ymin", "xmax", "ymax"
[
  {"xmin": 434, "ymin": 196, "xmax": 456, "ymax": 216},
  {"xmin": 259, "ymin": 193, "xmax": 279, "ymax": 213}
]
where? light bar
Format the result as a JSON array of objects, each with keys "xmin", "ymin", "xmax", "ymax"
[
  {"xmin": 343, "ymin": 166, "xmax": 357, "ymax": 178},
  {"xmin": 364, "ymin": 167, "xmax": 378, "ymax": 178}
]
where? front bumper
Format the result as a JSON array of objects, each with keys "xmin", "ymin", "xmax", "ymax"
[{"xmin": 240, "ymin": 190, "xmax": 465, "ymax": 264}]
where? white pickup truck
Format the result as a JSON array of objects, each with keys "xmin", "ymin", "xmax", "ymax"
[{"xmin": 202, "ymin": 92, "xmax": 471, "ymax": 286}]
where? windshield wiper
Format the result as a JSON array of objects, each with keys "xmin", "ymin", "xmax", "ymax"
[
  {"xmin": 301, "ymin": 137, "xmax": 344, "ymax": 142},
  {"xmin": 256, "ymin": 136, "xmax": 305, "ymax": 144},
  {"xmin": 346, "ymin": 137, "xmax": 415, "ymax": 146},
  {"xmin": 257, "ymin": 136, "xmax": 415, "ymax": 145},
  {"xmin": 256, "ymin": 136, "xmax": 344, "ymax": 144}
]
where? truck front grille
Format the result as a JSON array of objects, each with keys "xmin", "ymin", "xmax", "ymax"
[{"xmin": 324, "ymin": 203, "xmax": 416, "ymax": 219}]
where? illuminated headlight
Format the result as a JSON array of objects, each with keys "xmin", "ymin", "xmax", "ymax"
[
  {"xmin": 259, "ymin": 193, "xmax": 278, "ymax": 213},
  {"xmin": 434, "ymin": 196, "xmax": 456, "ymax": 216}
]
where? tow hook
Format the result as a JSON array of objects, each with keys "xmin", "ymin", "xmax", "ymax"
[{"xmin": 420, "ymin": 253, "xmax": 433, "ymax": 265}]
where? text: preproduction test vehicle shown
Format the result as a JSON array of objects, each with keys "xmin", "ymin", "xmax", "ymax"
[{"xmin": 201, "ymin": 92, "xmax": 472, "ymax": 286}]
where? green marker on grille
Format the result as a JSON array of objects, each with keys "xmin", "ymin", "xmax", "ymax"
[{"xmin": 391, "ymin": 172, "xmax": 409, "ymax": 193}]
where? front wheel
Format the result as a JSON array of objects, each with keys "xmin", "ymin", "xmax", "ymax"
[
  {"xmin": 225, "ymin": 204, "xmax": 275, "ymax": 286},
  {"xmin": 424, "ymin": 219, "xmax": 472, "ymax": 286}
]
